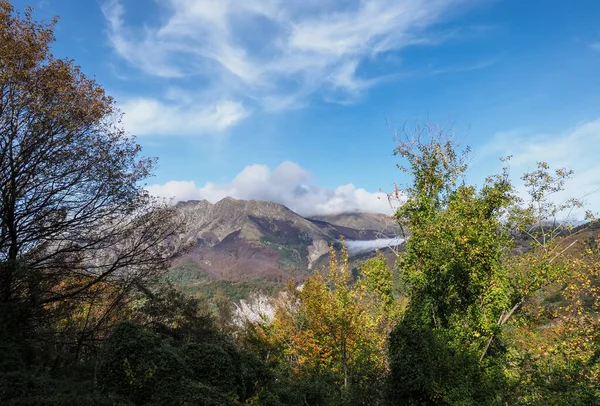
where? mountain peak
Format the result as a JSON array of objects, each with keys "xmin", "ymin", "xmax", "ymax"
[
  {"xmin": 175, "ymin": 199, "xmax": 212, "ymax": 209},
  {"xmin": 171, "ymin": 197, "xmax": 403, "ymax": 284},
  {"xmin": 213, "ymin": 197, "xmax": 295, "ymax": 215}
]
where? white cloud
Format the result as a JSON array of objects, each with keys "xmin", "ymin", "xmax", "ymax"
[
  {"xmin": 346, "ymin": 237, "xmax": 405, "ymax": 255},
  {"xmin": 146, "ymin": 161, "xmax": 393, "ymax": 215},
  {"xmin": 591, "ymin": 42, "xmax": 600, "ymax": 52},
  {"xmin": 483, "ymin": 119, "xmax": 600, "ymax": 216},
  {"xmin": 121, "ymin": 98, "xmax": 248, "ymax": 136},
  {"xmin": 102, "ymin": 0, "xmax": 471, "ymax": 114}
]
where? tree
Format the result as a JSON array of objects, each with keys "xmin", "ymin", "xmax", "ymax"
[
  {"xmin": 253, "ymin": 244, "xmax": 395, "ymax": 405},
  {"xmin": 388, "ymin": 123, "xmax": 516, "ymax": 405},
  {"xmin": 0, "ymin": 1, "xmax": 181, "ymax": 360},
  {"xmin": 386, "ymin": 123, "xmax": 600, "ymax": 405},
  {"xmin": 98, "ymin": 285, "xmax": 279, "ymax": 406},
  {"xmin": 499, "ymin": 164, "xmax": 600, "ymax": 405}
]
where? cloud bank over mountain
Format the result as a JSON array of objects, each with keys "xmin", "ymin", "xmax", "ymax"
[
  {"xmin": 345, "ymin": 237, "xmax": 405, "ymax": 255},
  {"xmin": 147, "ymin": 161, "xmax": 394, "ymax": 216}
]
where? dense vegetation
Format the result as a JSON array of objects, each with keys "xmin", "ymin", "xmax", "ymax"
[{"xmin": 1, "ymin": 3, "xmax": 599, "ymax": 405}]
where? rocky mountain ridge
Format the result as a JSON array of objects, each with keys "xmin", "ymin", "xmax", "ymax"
[{"xmin": 172, "ymin": 197, "xmax": 401, "ymax": 283}]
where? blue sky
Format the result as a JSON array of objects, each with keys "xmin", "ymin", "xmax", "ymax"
[{"xmin": 16, "ymin": 0, "xmax": 600, "ymax": 215}]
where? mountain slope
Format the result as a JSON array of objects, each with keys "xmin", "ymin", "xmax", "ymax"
[
  {"xmin": 308, "ymin": 212, "xmax": 400, "ymax": 236},
  {"xmin": 171, "ymin": 198, "xmax": 401, "ymax": 285}
]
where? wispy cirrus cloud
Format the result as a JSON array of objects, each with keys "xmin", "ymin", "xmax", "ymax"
[
  {"xmin": 146, "ymin": 161, "xmax": 394, "ymax": 216},
  {"xmin": 101, "ymin": 0, "xmax": 482, "ymax": 135},
  {"xmin": 430, "ymin": 57, "xmax": 500, "ymax": 75},
  {"xmin": 483, "ymin": 119, "xmax": 600, "ymax": 216},
  {"xmin": 121, "ymin": 98, "xmax": 249, "ymax": 137}
]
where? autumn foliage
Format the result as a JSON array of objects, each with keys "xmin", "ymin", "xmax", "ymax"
[{"xmin": 1, "ymin": 2, "xmax": 599, "ymax": 405}]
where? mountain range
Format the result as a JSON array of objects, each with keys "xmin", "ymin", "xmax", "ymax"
[{"xmin": 170, "ymin": 197, "xmax": 402, "ymax": 290}]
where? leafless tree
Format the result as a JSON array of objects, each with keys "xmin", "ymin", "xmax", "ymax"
[{"xmin": 0, "ymin": 2, "xmax": 182, "ymax": 323}]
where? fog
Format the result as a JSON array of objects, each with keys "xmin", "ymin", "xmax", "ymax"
[{"xmin": 345, "ymin": 238, "xmax": 405, "ymax": 255}]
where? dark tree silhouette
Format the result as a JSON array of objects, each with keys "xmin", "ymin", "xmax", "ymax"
[{"xmin": 0, "ymin": 1, "xmax": 181, "ymax": 333}]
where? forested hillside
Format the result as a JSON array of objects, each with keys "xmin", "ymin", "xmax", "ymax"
[{"xmin": 1, "ymin": 2, "xmax": 599, "ymax": 405}]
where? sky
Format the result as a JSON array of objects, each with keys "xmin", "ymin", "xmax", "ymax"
[{"xmin": 14, "ymin": 0, "xmax": 600, "ymax": 216}]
